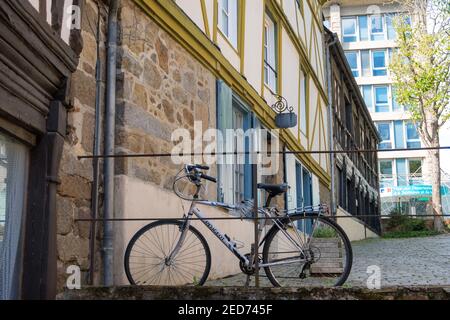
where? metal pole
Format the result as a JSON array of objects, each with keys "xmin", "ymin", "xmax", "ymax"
[
  {"xmin": 252, "ymin": 163, "xmax": 259, "ymax": 287},
  {"xmin": 326, "ymin": 35, "xmax": 338, "ymax": 216}
]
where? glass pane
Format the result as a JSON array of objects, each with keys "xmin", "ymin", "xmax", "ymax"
[
  {"xmin": 0, "ymin": 133, "xmax": 29, "ymax": 300},
  {"xmin": 373, "ymin": 51, "xmax": 386, "ymax": 68},
  {"xmin": 361, "ymin": 50, "xmax": 371, "ymax": 76},
  {"xmin": 380, "ymin": 161, "xmax": 393, "ymax": 175},
  {"xmin": 392, "ymin": 87, "xmax": 401, "ymax": 111},
  {"xmin": 406, "ymin": 123, "xmax": 419, "ymax": 139},
  {"xmin": 370, "ymin": 15, "xmax": 384, "ymax": 38},
  {"xmin": 409, "ymin": 160, "xmax": 422, "ymax": 175},
  {"xmin": 359, "ymin": 16, "xmax": 369, "ymax": 41},
  {"xmin": 343, "ymin": 18, "xmax": 356, "ymax": 34},
  {"xmin": 386, "ymin": 14, "xmax": 396, "ymax": 40},
  {"xmin": 221, "ymin": 12, "xmax": 229, "ymax": 35},
  {"xmin": 344, "ymin": 36, "xmax": 357, "ymax": 43},
  {"xmin": 375, "ymin": 87, "xmax": 389, "ymax": 112},
  {"xmin": 375, "ymin": 87, "xmax": 388, "ymax": 103},
  {"xmin": 342, "ymin": 18, "xmax": 356, "ymax": 42},
  {"xmin": 362, "ymin": 85, "xmax": 373, "ymax": 110},
  {"xmin": 407, "ymin": 141, "xmax": 421, "ymax": 149},
  {"xmin": 377, "ymin": 123, "xmax": 391, "ymax": 140},
  {"xmin": 344, "ymin": 52, "xmax": 358, "ymax": 77}
]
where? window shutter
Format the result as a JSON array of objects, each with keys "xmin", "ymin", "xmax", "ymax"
[{"xmin": 216, "ymin": 80, "xmax": 233, "ymax": 203}]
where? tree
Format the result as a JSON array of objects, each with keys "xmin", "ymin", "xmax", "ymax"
[{"xmin": 389, "ymin": 0, "xmax": 450, "ymax": 231}]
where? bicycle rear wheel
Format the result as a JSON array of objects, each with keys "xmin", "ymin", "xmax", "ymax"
[
  {"xmin": 263, "ymin": 215, "xmax": 352, "ymax": 287},
  {"xmin": 124, "ymin": 220, "xmax": 211, "ymax": 286}
]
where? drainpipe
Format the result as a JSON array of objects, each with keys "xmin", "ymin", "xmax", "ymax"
[
  {"xmin": 89, "ymin": 0, "xmax": 103, "ymax": 286},
  {"xmin": 103, "ymin": 0, "xmax": 119, "ymax": 286},
  {"xmin": 326, "ymin": 34, "xmax": 338, "ymax": 216}
]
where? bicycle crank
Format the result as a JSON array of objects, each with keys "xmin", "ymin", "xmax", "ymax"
[{"xmin": 239, "ymin": 253, "xmax": 262, "ymax": 275}]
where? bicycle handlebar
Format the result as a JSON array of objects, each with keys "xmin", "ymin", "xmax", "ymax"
[
  {"xmin": 200, "ymin": 173, "xmax": 217, "ymax": 183},
  {"xmin": 185, "ymin": 164, "xmax": 216, "ymax": 184}
]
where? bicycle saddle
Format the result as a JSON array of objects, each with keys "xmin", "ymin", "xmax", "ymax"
[{"xmin": 257, "ymin": 183, "xmax": 289, "ymax": 197}]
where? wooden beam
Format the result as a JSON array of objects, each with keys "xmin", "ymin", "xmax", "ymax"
[
  {"xmin": 39, "ymin": 0, "xmax": 47, "ymax": 20},
  {"xmin": 51, "ymin": 0, "xmax": 64, "ymax": 35}
]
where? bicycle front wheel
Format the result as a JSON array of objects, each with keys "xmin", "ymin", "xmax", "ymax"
[
  {"xmin": 124, "ymin": 220, "xmax": 211, "ymax": 286},
  {"xmin": 263, "ymin": 215, "xmax": 352, "ymax": 287}
]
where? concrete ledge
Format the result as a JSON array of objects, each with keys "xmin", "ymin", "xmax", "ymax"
[{"xmin": 59, "ymin": 286, "xmax": 450, "ymax": 300}]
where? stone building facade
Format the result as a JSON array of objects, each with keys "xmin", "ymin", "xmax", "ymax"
[{"xmin": 0, "ymin": 0, "xmax": 333, "ymax": 298}]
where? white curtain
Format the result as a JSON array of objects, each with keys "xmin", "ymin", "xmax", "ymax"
[{"xmin": 0, "ymin": 134, "xmax": 29, "ymax": 300}]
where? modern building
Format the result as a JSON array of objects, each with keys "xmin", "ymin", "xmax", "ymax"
[
  {"xmin": 0, "ymin": 0, "xmax": 336, "ymax": 299},
  {"xmin": 325, "ymin": 28, "xmax": 381, "ymax": 240},
  {"xmin": 323, "ymin": 0, "xmax": 434, "ymax": 216}
]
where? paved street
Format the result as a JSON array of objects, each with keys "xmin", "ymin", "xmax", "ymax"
[{"xmin": 206, "ymin": 234, "xmax": 450, "ymax": 288}]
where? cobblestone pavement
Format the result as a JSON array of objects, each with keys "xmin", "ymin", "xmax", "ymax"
[{"xmin": 205, "ymin": 234, "xmax": 450, "ymax": 287}]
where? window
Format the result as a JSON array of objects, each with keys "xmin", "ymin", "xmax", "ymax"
[
  {"xmin": 377, "ymin": 122, "xmax": 392, "ymax": 149},
  {"xmin": 372, "ymin": 50, "xmax": 387, "ymax": 76},
  {"xmin": 361, "ymin": 50, "xmax": 371, "ymax": 76},
  {"xmin": 375, "ymin": 86, "xmax": 389, "ymax": 112},
  {"xmin": 232, "ymin": 105, "xmax": 246, "ymax": 203},
  {"xmin": 392, "ymin": 87, "xmax": 402, "ymax": 111},
  {"xmin": 370, "ymin": 14, "xmax": 384, "ymax": 40},
  {"xmin": 362, "ymin": 85, "xmax": 373, "ymax": 111},
  {"xmin": 264, "ymin": 13, "xmax": 277, "ymax": 91},
  {"xmin": 342, "ymin": 17, "xmax": 357, "ymax": 42},
  {"xmin": 358, "ymin": 16, "xmax": 369, "ymax": 41},
  {"xmin": 386, "ymin": 14, "xmax": 396, "ymax": 40},
  {"xmin": 299, "ymin": 70, "xmax": 307, "ymax": 134},
  {"xmin": 0, "ymin": 132, "xmax": 29, "ymax": 299},
  {"xmin": 219, "ymin": 0, "xmax": 238, "ymax": 48},
  {"xmin": 379, "ymin": 160, "xmax": 393, "ymax": 188},
  {"xmin": 405, "ymin": 122, "xmax": 421, "ymax": 149},
  {"xmin": 345, "ymin": 51, "xmax": 359, "ymax": 77},
  {"xmin": 408, "ymin": 159, "xmax": 423, "ymax": 185},
  {"xmin": 217, "ymin": 81, "xmax": 254, "ymax": 206}
]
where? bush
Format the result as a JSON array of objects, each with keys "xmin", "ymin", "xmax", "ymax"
[{"xmin": 386, "ymin": 208, "xmax": 428, "ymax": 233}]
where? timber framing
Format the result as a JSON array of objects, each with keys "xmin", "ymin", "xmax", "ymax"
[{"xmin": 0, "ymin": 0, "xmax": 79, "ymax": 299}]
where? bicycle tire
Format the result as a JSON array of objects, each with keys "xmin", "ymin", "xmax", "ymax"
[
  {"xmin": 262, "ymin": 215, "xmax": 353, "ymax": 287},
  {"xmin": 124, "ymin": 220, "xmax": 211, "ymax": 286}
]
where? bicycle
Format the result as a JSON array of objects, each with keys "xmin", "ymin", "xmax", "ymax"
[{"xmin": 124, "ymin": 164, "xmax": 353, "ymax": 287}]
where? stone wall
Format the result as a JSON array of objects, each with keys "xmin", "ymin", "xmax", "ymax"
[
  {"xmin": 56, "ymin": 0, "xmax": 106, "ymax": 290},
  {"xmin": 116, "ymin": 0, "xmax": 216, "ymax": 195},
  {"xmin": 60, "ymin": 285, "xmax": 450, "ymax": 300}
]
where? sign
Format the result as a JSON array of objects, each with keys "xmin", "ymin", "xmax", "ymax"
[{"xmin": 380, "ymin": 185, "xmax": 449, "ymax": 197}]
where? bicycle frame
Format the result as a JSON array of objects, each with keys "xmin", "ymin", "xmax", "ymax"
[{"xmin": 166, "ymin": 199, "xmax": 309, "ymax": 269}]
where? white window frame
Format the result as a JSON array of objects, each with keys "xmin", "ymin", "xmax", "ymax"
[
  {"xmin": 376, "ymin": 121, "xmax": 393, "ymax": 149},
  {"xmin": 379, "ymin": 159, "xmax": 394, "ymax": 187},
  {"xmin": 342, "ymin": 16, "xmax": 358, "ymax": 43},
  {"xmin": 369, "ymin": 14, "xmax": 385, "ymax": 41},
  {"xmin": 372, "ymin": 50, "xmax": 387, "ymax": 76},
  {"xmin": 404, "ymin": 122, "xmax": 421, "ymax": 149},
  {"xmin": 345, "ymin": 51, "xmax": 360, "ymax": 77},
  {"xmin": 264, "ymin": 13, "xmax": 277, "ymax": 91},
  {"xmin": 407, "ymin": 158, "xmax": 423, "ymax": 185},
  {"xmin": 360, "ymin": 49, "xmax": 372, "ymax": 77},
  {"xmin": 374, "ymin": 85, "xmax": 390, "ymax": 113},
  {"xmin": 218, "ymin": 0, "xmax": 238, "ymax": 48}
]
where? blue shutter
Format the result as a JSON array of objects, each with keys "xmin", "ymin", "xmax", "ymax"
[{"xmin": 216, "ymin": 80, "xmax": 232, "ymax": 202}]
